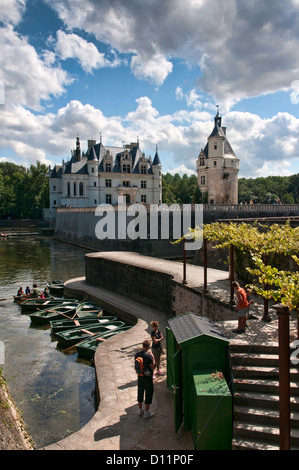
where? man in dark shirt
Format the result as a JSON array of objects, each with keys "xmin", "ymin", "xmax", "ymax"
[{"xmin": 135, "ymin": 339, "xmax": 155, "ymax": 419}]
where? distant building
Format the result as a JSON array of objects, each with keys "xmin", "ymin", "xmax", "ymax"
[
  {"xmin": 49, "ymin": 136, "xmax": 162, "ymax": 218},
  {"xmin": 196, "ymin": 110, "xmax": 239, "ymax": 204}
]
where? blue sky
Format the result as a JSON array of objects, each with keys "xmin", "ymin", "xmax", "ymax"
[{"xmin": 1, "ymin": 0, "xmax": 299, "ymax": 179}]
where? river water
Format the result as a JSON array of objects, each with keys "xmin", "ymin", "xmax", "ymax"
[{"xmin": 0, "ymin": 236, "xmax": 98, "ymax": 449}]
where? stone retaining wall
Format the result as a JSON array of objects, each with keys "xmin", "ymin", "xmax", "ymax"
[{"xmin": 85, "ymin": 252, "xmax": 236, "ymax": 321}]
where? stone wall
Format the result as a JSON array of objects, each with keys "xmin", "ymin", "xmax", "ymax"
[
  {"xmin": 85, "ymin": 251, "xmax": 236, "ymax": 322},
  {"xmin": 85, "ymin": 252, "xmax": 175, "ymax": 315},
  {"xmin": 54, "ymin": 203, "xmax": 299, "ymax": 257}
]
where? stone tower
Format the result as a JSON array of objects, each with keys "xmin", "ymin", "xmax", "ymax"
[{"xmin": 196, "ymin": 109, "xmax": 239, "ymax": 204}]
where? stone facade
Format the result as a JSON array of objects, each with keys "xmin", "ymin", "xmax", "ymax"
[
  {"xmin": 49, "ymin": 137, "xmax": 162, "ymax": 221},
  {"xmin": 196, "ymin": 110, "xmax": 239, "ymax": 204}
]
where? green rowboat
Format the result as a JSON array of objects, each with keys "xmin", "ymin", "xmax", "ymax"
[
  {"xmin": 55, "ymin": 321, "xmax": 126, "ymax": 347},
  {"xmin": 47, "ymin": 280, "xmax": 64, "ymax": 296},
  {"xmin": 76, "ymin": 326, "xmax": 131, "ymax": 359},
  {"xmin": 29, "ymin": 303, "xmax": 80, "ymax": 324},
  {"xmin": 75, "ymin": 302, "xmax": 103, "ymax": 317},
  {"xmin": 20, "ymin": 298, "xmax": 79, "ymax": 313},
  {"xmin": 50, "ymin": 315, "xmax": 118, "ymax": 334}
]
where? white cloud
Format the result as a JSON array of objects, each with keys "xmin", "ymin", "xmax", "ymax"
[
  {"xmin": 55, "ymin": 31, "xmax": 121, "ymax": 73},
  {"xmin": 0, "ymin": 0, "xmax": 26, "ymax": 25},
  {"xmin": 255, "ymin": 160, "xmax": 293, "ymax": 178},
  {"xmin": 1, "ymin": 90, "xmax": 299, "ymax": 178},
  {"xmin": 224, "ymin": 111, "xmax": 299, "ymax": 177},
  {"xmin": 175, "ymin": 86, "xmax": 184, "ymax": 101},
  {"xmin": 0, "ymin": 25, "xmax": 71, "ymax": 110},
  {"xmin": 130, "ymin": 53, "xmax": 173, "ymax": 87},
  {"xmin": 45, "ymin": 0, "xmax": 299, "ymax": 107},
  {"xmin": 168, "ymin": 164, "xmax": 196, "ymax": 177},
  {"xmin": 290, "ymin": 80, "xmax": 299, "ymax": 104}
]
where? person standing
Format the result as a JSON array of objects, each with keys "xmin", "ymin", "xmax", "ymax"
[
  {"xmin": 232, "ymin": 281, "xmax": 249, "ymax": 334},
  {"xmin": 135, "ymin": 339, "xmax": 155, "ymax": 419},
  {"xmin": 150, "ymin": 321, "xmax": 164, "ymax": 377}
]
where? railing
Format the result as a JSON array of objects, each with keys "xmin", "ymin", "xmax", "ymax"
[{"xmin": 56, "ymin": 203, "xmax": 299, "ymax": 213}]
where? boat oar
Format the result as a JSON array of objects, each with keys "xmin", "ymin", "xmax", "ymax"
[
  {"xmin": 36, "ymin": 307, "xmax": 75, "ymax": 320},
  {"xmin": 0, "ymin": 296, "xmax": 14, "ymax": 301}
]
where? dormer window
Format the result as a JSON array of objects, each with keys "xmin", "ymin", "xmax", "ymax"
[
  {"xmin": 123, "ymin": 164, "xmax": 131, "ymax": 173},
  {"xmin": 199, "ymin": 156, "xmax": 205, "ymax": 166}
]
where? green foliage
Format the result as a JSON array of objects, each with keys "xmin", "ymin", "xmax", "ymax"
[
  {"xmin": 163, "ymin": 172, "xmax": 299, "ymax": 205},
  {"xmin": 238, "ymin": 174, "xmax": 299, "ymax": 204},
  {"xmin": 0, "ymin": 161, "xmax": 49, "ymax": 219},
  {"xmin": 176, "ymin": 221, "xmax": 299, "ymax": 311},
  {"xmin": 162, "ymin": 172, "xmax": 202, "ymax": 204},
  {"xmin": 247, "ymin": 256, "xmax": 299, "ymax": 311}
]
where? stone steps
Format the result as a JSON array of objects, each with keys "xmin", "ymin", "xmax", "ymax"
[{"xmin": 230, "ymin": 343, "xmax": 299, "ymax": 450}]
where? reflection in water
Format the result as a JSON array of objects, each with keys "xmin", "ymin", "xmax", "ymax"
[{"xmin": 0, "ymin": 237, "xmax": 97, "ymax": 448}]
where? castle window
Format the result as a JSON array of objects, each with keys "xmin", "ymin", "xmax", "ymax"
[
  {"xmin": 200, "ymin": 175, "xmax": 206, "ymax": 185},
  {"xmin": 199, "ymin": 156, "xmax": 205, "ymax": 166},
  {"xmin": 73, "ymin": 182, "xmax": 76, "ymax": 195},
  {"xmin": 123, "ymin": 181, "xmax": 130, "ymax": 187},
  {"xmin": 123, "ymin": 164, "xmax": 131, "ymax": 173},
  {"xmin": 105, "ymin": 179, "xmax": 112, "ymax": 187},
  {"xmin": 140, "ymin": 165, "xmax": 147, "ymax": 174},
  {"xmin": 79, "ymin": 182, "xmax": 84, "ymax": 196},
  {"xmin": 67, "ymin": 182, "xmax": 70, "ymax": 196},
  {"xmin": 141, "ymin": 180, "xmax": 146, "ymax": 189},
  {"xmin": 105, "ymin": 163, "xmax": 112, "ymax": 172},
  {"xmin": 91, "ymin": 167, "xmax": 94, "ymax": 173},
  {"xmin": 214, "ymin": 144, "xmax": 217, "ymax": 150},
  {"xmin": 94, "ymin": 182, "xmax": 96, "ymax": 187},
  {"xmin": 106, "ymin": 194, "xmax": 112, "ymax": 204},
  {"xmin": 214, "ymin": 160, "xmax": 217, "ymax": 166},
  {"xmin": 141, "ymin": 195, "xmax": 147, "ymax": 203}
]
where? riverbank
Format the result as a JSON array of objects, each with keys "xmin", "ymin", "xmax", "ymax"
[{"xmin": 0, "ymin": 371, "xmax": 34, "ymax": 450}]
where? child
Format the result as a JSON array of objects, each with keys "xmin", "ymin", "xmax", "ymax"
[{"xmin": 150, "ymin": 321, "xmax": 164, "ymax": 378}]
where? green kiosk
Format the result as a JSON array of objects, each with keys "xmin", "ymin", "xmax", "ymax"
[{"xmin": 166, "ymin": 312, "xmax": 233, "ymax": 450}]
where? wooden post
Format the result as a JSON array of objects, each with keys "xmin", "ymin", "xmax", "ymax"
[
  {"xmin": 203, "ymin": 238, "xmax": 207, "ymax": 292},
  {"xmin": 183, "ymin": 238, "xmax": 186, "ymax": 284},
  {"xmin": 263, "ymin": 254, "xmax": 269, "ymax": 321},
  {"xmin": 273, "ymin": 303, "xmax": 291, "ymax": 450},
  {"xmin": 229, "ymin": 244, "xmax": 234, "ymax": 303}
]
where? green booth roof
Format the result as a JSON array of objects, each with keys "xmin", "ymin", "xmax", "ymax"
[{"xmin": 167, "ymin": 312, "xmax": 229, "ymax": 347}]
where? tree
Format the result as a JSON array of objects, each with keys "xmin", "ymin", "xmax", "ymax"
[{"xmin": 0, "ymin": 161, "xmax": 49, "ymax": 219}]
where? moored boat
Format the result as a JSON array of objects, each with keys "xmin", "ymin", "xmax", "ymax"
[
  {"xmin": 29, "ymin": 303, "xmax": 80, "ymax": 324},
  {"xmin": 75, "ymin": 301, "xmax": 103, "ymax": 318},
  {"xmin": 55, "ymin": 321, "xmax": 125, "ymax": 347},
  {"xmin": 14, "ymin": 295, "xmax": 31, "ymax": 303},
  {"xmin": 47, "ymin": 280, "xmax": 64, "ymax": 296},
  {"xmin": 50, "ymin": 315, "xmax": 118, "ymax": 334},
  {"xmin": 20, "ymin": 298, "xmax": 79, "ymax": 313},
  {"xmin": 76, "ymin": 326, "xmax": 131, "ymax": 359}
]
